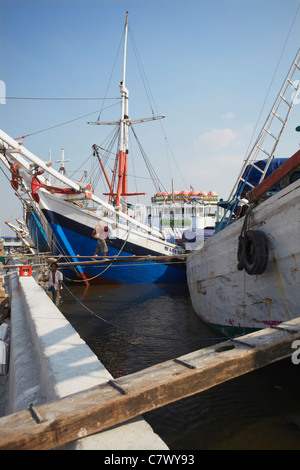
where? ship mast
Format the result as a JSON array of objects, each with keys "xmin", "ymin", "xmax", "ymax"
[
  {"xmin": 88, "ymin": 11, "xmax": 165, "ymax": 210},
  {"xmin": 116, "ymin": 11, "xmax": 129, "ymax": 210}
]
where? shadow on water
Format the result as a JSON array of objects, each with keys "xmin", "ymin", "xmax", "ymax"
[{"xmin": 60, "ymin": 282, "xmax": 300, "ymax": 450}]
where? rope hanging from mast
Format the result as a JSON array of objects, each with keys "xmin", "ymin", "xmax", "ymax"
[{"xmin": 130, "ymin": 126, "xmax": 166, "ymax": 194}]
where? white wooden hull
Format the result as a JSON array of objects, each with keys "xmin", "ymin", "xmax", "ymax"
[{"xmin": 187, "ymin": 179, "xmax": 300, "ymax": 334}]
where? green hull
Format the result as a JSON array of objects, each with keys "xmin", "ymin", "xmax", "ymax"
[{"xmin": 209, "ymin": 322, "xmax": 258, "ymax": 338}]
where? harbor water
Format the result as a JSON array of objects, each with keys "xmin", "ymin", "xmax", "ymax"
[{"xmin": 59, "ymin": 281, "xmax": 300, "ymax": 450}]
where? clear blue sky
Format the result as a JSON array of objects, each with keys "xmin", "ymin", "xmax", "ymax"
[{"xmin": 0, "ymin": 0, "xmax": 299, "ymax": 236}]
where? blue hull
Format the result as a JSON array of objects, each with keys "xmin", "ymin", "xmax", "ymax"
[
  {"xmin": 27, "ymin": 211, "xmax": 49, "ymax": 252},
  {"xmin": 42, "ymin": 209, "xmax": 186, "ymax": 285}
]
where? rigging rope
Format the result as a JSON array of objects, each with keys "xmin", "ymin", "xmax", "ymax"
[
  {"xmin": 62, "ymin": 225, "xmax": 134, "ymax": 283},
  {"xmin": 128, "ymin": 23, "xmax": 188, "ymax": 191},
  {"xmin": 91, "ymin": 127, "xmax": 120, "ymax": 193},
  {"xmin": 4, "ymin": 96, "xmax": 119, "ymax": 101},
  {"xmin": 239, "ymin": 2, "xmax": 300, "ymax": 171},
  {"xmin": 97, "ymin": 25, "xmax": 124, "ymax": 122},
  {"xmin": 130, "ymin": 126, "xmax": 166, "ymax": 194},
  {"xmin": 14, "ymin": 102, "xmax": 120, "ymax": 140}
]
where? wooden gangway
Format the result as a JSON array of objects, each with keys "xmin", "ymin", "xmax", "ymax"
[
  {"xmin": 1, "ymin": 317, "xmax": 300, "ymax": 450},
  {"xmin": 3, "ymin": 253, "xmax": 189, "ymax": 270}
]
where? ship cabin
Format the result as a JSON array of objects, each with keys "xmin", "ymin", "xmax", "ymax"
[{"xmin": 146, "ymin": 190, "xmax": 219, "ymax": 244}]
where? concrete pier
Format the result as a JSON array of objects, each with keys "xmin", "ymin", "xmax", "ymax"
[{"xmin": 1, "ymin": 269, "xmax": 168, "ymax": 450}]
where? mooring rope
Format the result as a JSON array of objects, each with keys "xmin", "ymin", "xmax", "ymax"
[
  {"xmin": 62, "ymin": 282, "xmax": 231, "ymax": 343},
  {"xmin": 62, "ymin": 224, "xmax": 134, "ymax": 283}
]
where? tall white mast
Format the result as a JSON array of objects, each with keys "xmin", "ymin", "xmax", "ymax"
[
  {"xmin": 117, "ymin": 11, "xmax": 129, "ymax": 208},
  {"xmin": 87, "ymin": 11, "xmax": 165, "ymax": 209}
]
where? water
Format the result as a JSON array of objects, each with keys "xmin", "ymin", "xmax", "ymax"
[{"xmin": 59, "ymin": 282, "xmax": 300, "ymax": 450}]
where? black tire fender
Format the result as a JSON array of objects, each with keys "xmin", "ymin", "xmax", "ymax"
[{"xmin": 242, "ymin": 230, "xmax": 269, "ymax": 275}]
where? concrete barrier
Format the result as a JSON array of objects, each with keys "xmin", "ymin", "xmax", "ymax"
[{"xmin": 7, "ymin": 271, "xmax": 168, "ymax": 450}]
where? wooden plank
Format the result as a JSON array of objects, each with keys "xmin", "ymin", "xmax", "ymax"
[
  {"xmin": 3, "ymin": 254, "xmax": 188, "ymax": 270},
  {"xmin": 247, "ymin": 149, "xmax": 300, "ymax": 202},
  {"xmin": 55, "ymin": 254, "xmax": 188, "ymax": 267},
  {"xmin": 1, "ymin": 318, "xmax": 300, "ymax": 450}
]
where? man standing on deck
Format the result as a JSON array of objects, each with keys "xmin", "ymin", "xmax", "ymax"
[{"xmin": 92, "ymin": 221, "xmax": 109, "ymax": 259}]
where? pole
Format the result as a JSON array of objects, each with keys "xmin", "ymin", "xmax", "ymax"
[{"xmin": 116, "ymin": 12, "xmax": 129, "ymax": 209}]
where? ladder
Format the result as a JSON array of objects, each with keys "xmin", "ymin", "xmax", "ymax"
[{"xmin": 217, "ymin": 48, "xmax": 300, "ymax": 232}]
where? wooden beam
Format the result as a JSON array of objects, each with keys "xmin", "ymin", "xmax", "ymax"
[
  {"xmin": 247, "ymin": 149, "xmax": 300, "ymax": 202},
  {"xmin": 3, "ymin": 254, "xmax": 188, "ymax": 269},
  {"xmin": 55, "ymin": 253, "xmax": 188, "ymax": 267},
  {"xmin": 1, "ymin": 317, "xmax": 300, "ymax": 450}
]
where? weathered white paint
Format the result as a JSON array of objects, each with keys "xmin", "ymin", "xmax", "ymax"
[{"xmin": 187, "ymin": 178, "xmax": 300, "ymax": 331}]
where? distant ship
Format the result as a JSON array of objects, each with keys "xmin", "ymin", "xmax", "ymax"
[{"xmin": 0, "ymin": 13, "xmax": 218, "ymax": 285}]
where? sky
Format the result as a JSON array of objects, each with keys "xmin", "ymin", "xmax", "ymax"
[{"xmin": 0, "ymin": 0, "xmax": 299, "ymax": 236}]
